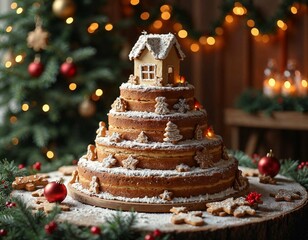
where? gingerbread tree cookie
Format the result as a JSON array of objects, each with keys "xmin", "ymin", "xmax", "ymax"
[
  {"xmin": 194, "ymin": 124, "xmax": 203, "ymax": 140},
  {"xmin": 136, "ymin": 131, "xmax": 149, "ymax": 143},
  {"xmin": 163, "ymin": 121, "xmax": 183, "ymax": 144},
  {"xmin": 155, "ymin": 97, "xmax": 170, "ymax": 115}
]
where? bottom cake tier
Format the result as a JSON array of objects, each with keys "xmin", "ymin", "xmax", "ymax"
[{"xmin": 69, "ymin": 157, "xmax": 249, "ymax": 212}]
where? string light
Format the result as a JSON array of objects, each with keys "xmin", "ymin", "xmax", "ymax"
[
  {"xmin": 69, "ymin": 83, "xmax": 77, "ymax": 91},
  {"xmin": 5, "ymin": 61, "xmax": 12, "ymax": 68},
  {"xmin": 251, "ymin": 27, "xmax": 259, "ymax": 36},
  {"xmin": 153, "ymin": 20, "xmax": 162, "ymax": 29},
  {"xmin": 277, "ymin": 20, "xmax": 287, "ymax": 30},
  {"xmin": 16, "ymin": 7, "xmax": 23, "ymax": 14},
  {"xmin": 42, "ymin": 104, "xmax": 50, "ymax": 112},
  {"xmin": 15, "ymin": 55, "xmax": 23, "ymax": 63},
  {"xmin": 105, "ymin": 23, "xmax": 113, "ymax": 31},
  {"xmin": 178, "ymin": 29, "xmax": 187, "ymax": 38},
  {"xmin": 199, "ymin": 36, "xmax": 207, "ymax": 45},
  {"xmin": 215, "ymin": 27, "xmax": 223, "ymax": 35},
  {"xmin": 22, "ymin": 103, "xmax": 29, "ymax": 112},
  {"xmin": 46, "ymin": 150, "xmax": 54, "ymax": 159},
  {"xmin": 290, "ymin": 6, "xmax": 298, "ymax": 14},
  {"xmin": 130, "ymin": 0, "xmax": 139, "ymax": 6},
  {"xmin": 206, "ymin": 36, "xmax": 216, "ymax": 45},
  {"xmin": 284, "ymin": 80, "xmax": 291, "ymax": 89},
  {"xmin": 302, "ymin": 79, "xmax": 308, "ymax": 88},
  {"xmin": 11, "ymin": 2, "xmax": 17, "ymax": 9},
  {"xmin": 6, "ymin": 26, "xmax": 12, "ymax": 32},
  {"xmin": 190, "ymin": 43, "xmax": 200, "ymax": 52},
  {"xmin": 10, "ymin": 116, "xmax": 17, "ymax": 124},
  {"xmin": 233, "ymin": 2, "xmax": 247, "ymax": 16},
  {"xmin": 12, "ymin": 137, "xmax": 19, "ymax": 145},
  {"xmin": 88, "ymin": 22, "xmax": 99, "ymax": 33},
  {"xmin": 173, "ymin": 23, "xmax": 182, "ymax": 31},
  {"xmin": 95, "ymin": 88, "xmax": 103, "ymax": 96},
  {"xmin": 225, "ymin": 15, "xmax": 234, "ymax": 23},
  {"xmin": 140, "ymin": 12, "xmax": 150, "ymax": 20},
  {"xmin": 261, "ymin": 34, "xmax": 270, "ymax": 43},
  {"xmin": 247, "ymin": 19, "xmax": 255, "ymax": 27},
  {"xmin": 160, "ymin": 5, "xmax": 171, "ymax": 12},
  {"xmin": 161, "ymin": 11, "xmax": 171, "ymax": 20},
  {"xmin": 268, "ymin": 78, "xmax": 276, "ymax": 87},
  {"xmin": 66, "ymin": 17, "xmax": 74, "ymax": 24}
]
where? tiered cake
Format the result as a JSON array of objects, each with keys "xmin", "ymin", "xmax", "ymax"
[{"xmin": 68, "ymin": 33, "xmax": 248, "ymax": 212}]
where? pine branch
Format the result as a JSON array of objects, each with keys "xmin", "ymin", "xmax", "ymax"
[{"xmin": 229, "ymin": 149, "xmax": 257, "ymax": 168}]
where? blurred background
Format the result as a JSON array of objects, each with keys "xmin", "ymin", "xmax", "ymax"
[{"xmin": 0, "ymin": 0, "xmax": 307, "ymax": 170}]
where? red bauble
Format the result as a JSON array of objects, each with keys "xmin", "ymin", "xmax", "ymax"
[
  {"xmin": 60, "ymin": 60, "xmax": 77, "ymax": 78},
  {"xmin": 144, "ymin": 234, "xmax": 155, "ymax": 240},
  {"xmin": 18, "ymin": 163, "xmax": 25, "ymax": 169},
  {"xmin": 258, "ymin": 150, "xmax": 280, "ymax": 177},
  {"xmin": 28, "ymin": 61, "xmax": 44, "ymax": 77},
  {"xmin": 44, "ymin": 180, "xmax": 67, "ymax": 203},
  {"xmin": 90, "ymin": 226, "xmax": 101, "ymax": 235},
  {"xmin": 0, "ymin": 229, "xmax": 7, "ymax": 236},
  {"xmin": 45, "ymin": 221, "xmax": 57, "ymax": 235},
  {"xmin": 152, "ymin": 229, "xmax": 162, "ymax": 237},
  {"xmin": 32, "ymin": 162, "xmax": 42, "ymax": 171}
]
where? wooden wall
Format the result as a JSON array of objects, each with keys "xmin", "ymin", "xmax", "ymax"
[{"xmin": 177, "ymin": 0, "xmax": 308, "ymax": 159}]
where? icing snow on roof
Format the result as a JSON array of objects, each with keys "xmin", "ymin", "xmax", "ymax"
[{"xmin": 128, "ymin": 33, "xmax": 186, "ymax": 61}]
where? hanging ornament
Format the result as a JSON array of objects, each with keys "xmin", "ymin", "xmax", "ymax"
[
  {"xmin": 32, "ymin": 161, "xmax": 42, "ymax": 171},
  {"xmin": 60, "ymin": 57, "xmax": 77, "ymax": 78},
  {"xmin": 27, "ymin": 16, "xmax": 49, "ymax": 52},
  {"xmin": 78, "ymin": 99, "xmax": 96, "ymax": 118},
  {"xmin": 0, "ymin": 229, "xmax": 7, "ymax": 237},
  {"xmin": 90, "ymin": 226, "xmax": 101, "ymax": 235},
  {"xmin": 44, "ymin": 179, "xmax": 67, "ymax": 203},
  {"xmin": 258, "ymin": 149, "xmax": 280, "ymax": 177},
  {"xmin": 45, "ymin": 221, "xmax": 57, "ymax": 235},
  {"xmin": 52, "ymin": 0, "xmax": 76, "ymax": 19},
  {"xmin": 28, "ymin": 55, "xmax": 44, "ymax": 77}
]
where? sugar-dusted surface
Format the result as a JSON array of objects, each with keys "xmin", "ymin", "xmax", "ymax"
[
  {"xmin": 78, "ymin": 156, "xmax": 234, "ymax": 178},
  {"xmin": 120, "ymin": 82, "xmax": 194, "ymax": 91},
  {"xmin": 12, "ymin": 168, "xmax": 307, "ymax": 233}
]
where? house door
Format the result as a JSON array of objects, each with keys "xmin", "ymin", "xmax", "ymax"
[{"xmin": 168, "ymin": 66, "xmax": 174, "ymax": 84}]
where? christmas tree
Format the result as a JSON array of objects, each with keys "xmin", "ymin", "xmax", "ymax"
[{"xmin": 0, "ymin": 0, "xmax": 128, "ymax": 169}]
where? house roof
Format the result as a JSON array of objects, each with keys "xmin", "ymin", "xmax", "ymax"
[{"xmin": 128, "ymin": 33, "xmax": 186, "ymax": 61}]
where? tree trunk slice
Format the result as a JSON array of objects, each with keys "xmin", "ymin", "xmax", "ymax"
[{"xmin": 12, "ymin": 168, "xmax": 308, "ymax": 240}]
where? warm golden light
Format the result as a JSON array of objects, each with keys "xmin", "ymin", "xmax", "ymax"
[
  {"xmin": 153, "ymin": 20, "xmax": 162, "ymax": 29},
  {"xmin": 251, "ymin": 28, "xmax": 259, "ymax": 36},
  {"xmin": 262, "ymin": 34, "xmax": 270, "ymax": 43},
  {"xmin": 161, "ymin": 11, "xmax": 171, "ymax": 20},
  {"xmin": 302, "ymin": 79, "xmax": 308, "ymax": 88},
  {"xmin": 178, "ymin": 76, "xmax": 186, "ymax": 84},
  {"xmin": 22, "ymin": 103, "xmax": 29, "ymax": 111},
  {"xmin": 277, "ymin": 20, "xmax": 287, "ymax": 30},
  {"xmin": 16, "ymin": 7, "xmax": 23, "ymax": 14},
  {"xmin": 42, "ymin": 104, "xmax": 50, "ymax": 112},
  {"xmin": 11, "ymin": 2, "xmax": 18, "ymax": 9},
  {"xmin": 130, "ymin": 0, "xmax": 139, "ymax": 6},
  {"xmin": 233, "ymin": 3, "xmax": 246, "ymax": 16},
  {"xmin": 95, "ymin": 88, "xmax": 103, "ymax": 96},
  {"xmin": 12, "ymin": 137, "xmax": 19, "ymax": 145},
  {"xmin": 160, "ymin": 4, "xmax": 171, "ymax": 12},
  {"xmin": 105, "ymin": 23, "xmax": 113, "ymax": 31},
  {"xmin": 199, "ymin": 36, "xmax": 207, "ymax": 45},
  {"xmin": 206, "ymin": 36, "xmax": 216, "ymax": 45},
  {"xmin": 284, "ymin": 81, "xmax": 291, "ymax": 89},
  {"xmin": 247, "ymin": 19, "xmax": 255, "ymax": 27},
  {"xmin": 6, "ymin": 26, "xmax": 12, "ymax": 32},
  {"xmin": 88, "ymin": 22, "xmax": 99, "ymax": 33},
  {"xmin": 215, "ymin": 27, "xmax": 224, "ymax": 35},
  {"xmin": 69, "ymin": 83, "xmax": 77, "ymax": 91},
  {"xmin": 290, "ymin": 6, "xmax": 298, "ymax": 14},
  {"xmin": 15, "ymin": 55, "xmax": 23, "ymax": 63},
  {"xmin": 10, "ymin": 116, "xmax": 17, "ymax": 124},
  {"xmin": 46, "ymin": 150, "xmax": 54, "ymax": 159},
  {"xmin": 173, "ymin": 23, "xmax": 182, "ymax": 31},
  {"xmin": 206, "ymin": 127, "xmax": 215, "ymax": 138},
  {"xmin": 268, "ymin": 78, "xmax": 276, "ymax": 87},
  {"xmin": 66, "ymin": 17, "xmax": 74, "ymax": 24},
  {"xmin": 178, "ymin": 29, "xmax": 188, "ymax": 38},
  {"xmin": 194, "ymin": 98, "xmax": 202, "ymax": 110},
  {"xmin": 190, "ymin": 43, "xmax": 200, "ymax": 52},
  {"xmin": 5, "ymin": 61, "xmax": 12, "ymax": 68},
  {"xmin": 140, "ymin": 12, "xmax": 150, "ymax": 20},
  {"xmin": 225, "ymin": 15, "xmax": 234, "ymax": 23}
]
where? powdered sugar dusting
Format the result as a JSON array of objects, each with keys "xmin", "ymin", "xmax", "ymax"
[{"xmin": 120, "ymin": 82, "xmax": 194, "ymax": 91}]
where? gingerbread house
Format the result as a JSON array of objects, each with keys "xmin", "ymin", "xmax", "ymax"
[{"xmin": 128, "ymin": 32, "xmax": 185, "ymax": 86}]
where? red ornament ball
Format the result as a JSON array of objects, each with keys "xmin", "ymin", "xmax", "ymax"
[
  {"xmin": 60, "ymin": 60, "xmax": 77, "ymax": 78},
  {"xmin": 28, "ymin": 61, "xmax": 44, "ymax": 77},
  {"xmin": 144, "ymin": 234, "xmax": 155, "ymax": 240},
  {"xmin": 298, "ymin": 161, "xmax": 308, "ymax": 170},
  {"xmin": 90, "ymin": 226, "xmax": 101, "ymax": 235},
  {"xmin": 32, "ymin": 162, "xmax": 42, "ymax": 171},
  {"xmin": 44, "ymin": 180, "xmax": 67, "ymax": 203},
  {"xmin": 45, "ymin": 221, "xmax": 57, "ymax": 235},
  {"xmin": 152, "ymin": 229, "xmax": 162, "ymax": 237},
  {"xmin": 258, "ymin": 150, "xmax": 280, "ymax": 177},
  {"xmin": 0, "ymin": 229, "xmax": 7, "ymax": 236},
  {"xmin": 18, "ymin": 163, "xmax": 25, "ymax": 169}
]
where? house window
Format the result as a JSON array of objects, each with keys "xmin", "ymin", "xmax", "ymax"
[
  {"xmin": 141, "ymin": 64, "xmax": 156, "ymax": 80},
  {"xmin": 168, "ymin": 66, "xmax": 174, "ymax": 83}
]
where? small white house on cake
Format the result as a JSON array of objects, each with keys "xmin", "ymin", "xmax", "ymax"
[{"xmin": 128, "ymin": 32, "xmax": 185, "ymax": 86}]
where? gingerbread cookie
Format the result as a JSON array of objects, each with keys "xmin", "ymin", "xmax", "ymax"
[
  {"xmin": 184, "ymin": 214, "xmax": 204, "ymax": 226},
  {"xmin": 69, "ymin": 170, "xmax": 79, "ymax": 184},
  {"xmin": 206, "ymin": 197, "xmax": 240, "ymax": 215},
  {"xmin": 242, "ymin": 168, "xmax": 259, "ymax": 177},
  {"xmin": 233, "ymin": 205, "xmax": 256, "ymax": 218},
  {"xmin": 170, "ymin": 211, "xmax": 205, "ymax": 226},
  {"xmin": 12, "ymin": 175, "xmax": 48, "ymax": 191},
  {"xmin": 34, "ymin": 202, "xmax": 70, "ymax": 213},
  {"xmin": 31, "ymin": 188, "xmax": 44, "ymax": 197},
  {"xmin": 58, "ymin": 165, "xmax": 77, "ymax": 176},
  {"xmin": 259, "ymin": 175, "xmax": 277, "ymax": 185},
  {"xmin": 159, "ymin": 190, "xmax": 173, "ymax": 201},
  {"xmin": 270, "ymin": 189, "xmax": 301, "ymax": 202},
  {"xmin": 170, "ymin": 206, "xmax": 188, "ymax": 214}
]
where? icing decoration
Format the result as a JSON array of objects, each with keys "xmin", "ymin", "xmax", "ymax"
[
  {"xmin": 102, "ymin": 154, "xmax": 117, "ymax": 168},
  {"xmin": 159, "ymin": 190, "xmax": 173, "ymax": 201},
  {"xmin": 173, "ymin": 98, "xmax": 190, "ymax": 113},
  {"xmin": 122, "ymin": 155, "xmax": 139, "ymax": 170},
  {"xmin": 163, "ymin": 121, "xmax": 183, "ymax": 144},
  {"xmin": 155, "ymin": 96, "xmax": 170, "ymax": 115},
  {"xmin": 136, "ymin": 131, "xmax": 149, "ymax": 143},
  {"xmin": 194, "ymin": 147, "xmax": 214, "ymax": 168},
  {"xmin": 109, "ymin": 132, "xmax": 121, "ymax": 142}
]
